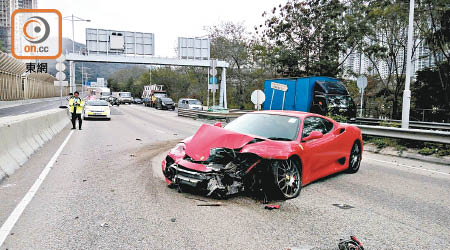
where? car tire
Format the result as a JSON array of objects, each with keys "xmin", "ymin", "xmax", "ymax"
[
  {"xmin": 269, "ymin": 158, "xmax": 302, "ymax": 200},
  {"xmin": 347, "ymin": 141, "xmax": 362, "ymax": 173}
]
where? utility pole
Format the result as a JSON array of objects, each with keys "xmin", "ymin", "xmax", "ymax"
[
  {"xmin": 401, "ymin": 0, "xmax": 415, "ymax": 129},
  {"xmin": 63, "ymin": 15, "xmax": 91, "ymax": 53}
]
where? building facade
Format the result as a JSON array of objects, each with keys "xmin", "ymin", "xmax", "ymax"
[
  {"xmin": 340, "ymin": 40, "xmax": 436, "ymax": 80},
  {"xmin": 0, "ymin": 0, "xmax": 37, "ymax": 53}
]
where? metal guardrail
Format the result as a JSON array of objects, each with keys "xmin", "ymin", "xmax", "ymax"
[
  {"xmin": 355, "ymin": 117, "xmax": 450, "ymax": 131},
  {"xmin": 177, "ymin": 108, "xmax": 245, "ymax": 122},
  {"xmin": 355, "ymin": 124, "xmax": 450, "ymax": 144},
  {"xmin": 178, "ymin": 109, "xmax": 450, "ymax": 144}
]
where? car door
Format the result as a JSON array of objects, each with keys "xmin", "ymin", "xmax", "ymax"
[{"xmin": 300, "ymin": 116, "xmax": 336, "ymax": 182}]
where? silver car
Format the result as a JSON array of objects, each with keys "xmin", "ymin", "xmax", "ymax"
[{"xmin": 178, "ymin": 98, "xmax": 202, "ymax": 110}]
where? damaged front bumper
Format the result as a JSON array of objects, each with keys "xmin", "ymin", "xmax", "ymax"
[{"xmin": 162, "ymin": 150, "xmax": 262, "ymax": 198}]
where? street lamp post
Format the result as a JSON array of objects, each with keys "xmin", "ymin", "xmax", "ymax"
[
  {"xmin": 401, "ymin": 0, "xmax": 415, "ymax": 129},
  {"xmin": 63, "ymin": 14, "xmax": 91, "ymax": 53}
]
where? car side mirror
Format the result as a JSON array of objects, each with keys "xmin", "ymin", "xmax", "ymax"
[
  {"xmin": 303, "ymin": 131, "xmax": 323, "ymax": 142},
  {"xmin": 214, "ymin": 122, "xmax": 222, "ymax": 128}
]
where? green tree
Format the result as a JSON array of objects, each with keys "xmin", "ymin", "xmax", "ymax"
[
  {"xmin": 259, "ymin": 0, "xmax": 367, "ymax": 77},
  {"xmin": 361, "ymin": 0, "xmax": 431, "ymax": 119},
  {"xmin": 416, "ymin": 0, "xmax": 450, "ymax": 110},
  {"xmin": 207, "ymin": 22, "xmax": 250, "ymax": 108}
]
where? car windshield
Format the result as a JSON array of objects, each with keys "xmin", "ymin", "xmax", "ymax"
[
  {"xmin": 327, "ymin": 95, "xmax": 351, "ymax": 108},
  {"xmin": 135, "ymin": 98, "xmax": 141, "ymax": 101},
  {"xmin": 154, "ymin": 93, "xmax": 166, "ymax": 98},
  {"xmin": 86, "ymin": 100, "xmax": 109, "ymax": 106},
  {"xmin": 224, "ymin": 113, "xmax": 300, "ymax": 141},
  {"xmin": 101, "ymin": 92, "xmax": 110, "ymax": 96},
  {"xmin": 162, "ymin": 98, "xmax": 173, "ymax": 102},
  {"xmin": 119, "ymin": 93, "xmax": 131, "ymax": 97},
  {"xmin": 188, "ymin": 100, "xmax": 201, "ymax": 105}
]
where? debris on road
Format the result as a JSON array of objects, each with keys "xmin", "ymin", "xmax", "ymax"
[
  {"xmin": 100, "ymin": 222, "xmax": 109, "ymax": 228},
  {"xmin": 136, "ymin": 138, "xmax": 142, "ymax": 141},
  {"xmin": 197, "ymin": 203, "xmax": 222, "ymax": 207},
  {"xmin": 1, "ymin": 183, "xmax": 16, "ymax": 188},
  {"xmin": 264, "ymin": 204, "xmax": 280, "ymax": 210},
  {"xmin": 338, "ymin": 236, "xmax": 364, "ymax": 250},
  {"xmin": 332, "ymin": 204, "xmax": 354, "ymax": 209},
  {"xmin": 170, "ymin": 218, "xmax": 176, "ymax": 222},
  {"xmin": 130, "ymin": 154, "xmax": 136, "ymax": 157},
  {"xmin": 74, "ymin": 216, "xmax": 79, "ymax": 220},
  {"xmin": 184, "ymin": 196, "xmax": 209, "ymax": 202},
  {"xmin": 286, "ymin": 245, "xmax": 314, "ymax": 250},
  {"xmin": 82, "ymin": 179, "xmax": 87, "ymax": 182}
]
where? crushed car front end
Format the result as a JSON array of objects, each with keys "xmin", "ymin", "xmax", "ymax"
[{"xmin": 162, "ymin": 144, "xmax": 264, "ymax": 198}]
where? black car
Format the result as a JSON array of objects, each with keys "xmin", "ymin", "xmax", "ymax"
[
  {"xmin": 156, "ymin": 97, "xmax": 175, "ymax": 110},
  {"xmin": 133, "ymin": 98, "xmax": 143, "ymax": 104},
  {"xmin": 108, "ymin": 96, "xmax": 120, "ymax": 106}
]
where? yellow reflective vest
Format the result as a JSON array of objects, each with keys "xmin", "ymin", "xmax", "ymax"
[{"xmin": 69, "ymin": 97, "xmax": 85, "ymax": 114}]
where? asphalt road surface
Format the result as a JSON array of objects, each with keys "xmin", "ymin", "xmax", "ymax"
[
  {"xmin": 0, "ymin": 98, "xmax": 65, "ymax": 118},
  {"xmin": 0, "ymin": 104, "xmax": 449, "ymax": 249}
]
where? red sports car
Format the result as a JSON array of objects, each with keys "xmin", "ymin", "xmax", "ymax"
[{"xmin": 162, "ymin": 111, "xmax": 363, "ymax": 200}]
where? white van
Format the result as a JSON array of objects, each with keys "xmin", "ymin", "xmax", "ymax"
[{"xmin": 178, "ymin": 98, "xmax": 202, "ymax": 110}]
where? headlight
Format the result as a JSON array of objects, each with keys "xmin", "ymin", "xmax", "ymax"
[
  {"xmin": 170, "ymin": 143, "xmax": 185, "ymax": 156},
  {"xmin": 162, "ymin": 102, "xmax": 166, "ymax": 106}
]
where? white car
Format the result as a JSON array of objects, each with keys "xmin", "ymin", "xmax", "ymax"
[
  {"xmin": 83, "ymin": 100, "xmax": 111, "ymax": 120},
  {"xmin": 178, "ymin": 98, "xmax": 202, "ymax": 110}
]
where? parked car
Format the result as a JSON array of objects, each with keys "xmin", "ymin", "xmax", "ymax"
[
  {"xmin": 162, "ymin": 111, "xmax": 363, "ymax": 200},
  {"xmin": 133, "ymin": 98, "xmax": 143, "ymax": 104},
  {"xmin": 83, "ymin": 100, "xmax": 111, "ymax": 120},
  {"xmin": 178, "ymin": 98, "xmax": 202, "ymax": 110},
  {"xmin": 156, "ymin": 97, "xmax": 175, "ymax": 110}
]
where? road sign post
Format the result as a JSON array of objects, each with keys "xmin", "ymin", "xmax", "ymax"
[
  {"xmin": 209, "ymin": 59, "xmax": 218, "ymax": 106},
  {"xmin": 56, "ymin": 55, "xmax": 66, "ymax": 108},
  {"xmin": 357, "ymin": 76, "xmax": 368, "ymax": 117},
  {"xmin": 269, "ymin": 82, "xmax": 288, "ymax": 110},
  {"xmin": 251, "ymin": 90, "xmax": 265, "ymax": 111}
]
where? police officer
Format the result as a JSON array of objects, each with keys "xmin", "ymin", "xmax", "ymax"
[{"xmin": 69, "ymin": 91, "xmax": 85, "ymax": 130}]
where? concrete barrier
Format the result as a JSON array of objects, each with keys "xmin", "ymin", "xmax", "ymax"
[{"xmin": 0, "ymin": 108, "xmax": 69, "ymax": 182}]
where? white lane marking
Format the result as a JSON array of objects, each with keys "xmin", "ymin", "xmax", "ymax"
[
  {"xmin": 365, "ymin": 157, "xmax": 450, "ymax": 176},
  {"xmin": 155, "ymin": 129, "xmax": 165, "ymax": 134},
  {"xmin": 0, "ymin": 130, "xmax": 74, "ymax": 246}
]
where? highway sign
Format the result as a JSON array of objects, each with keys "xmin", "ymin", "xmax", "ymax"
[
  {"xmin": 271, "ymin": 82, "xmax": 288, "ymax": 92},
  {"xmin": 55, "ymin": 62, "xmax": 66, "ymax": 71},
  {"xmin": 209, "ymin": 77, "xmax": 218, "ymax": 84},
  {"xmin": 209, "ymin": 68, "xmax": 217, "ymax": 76},
  {"xmin": 56, "ymin": 72, "xmax": 66, "ymax": 81},
  {"xmin": 86, "ymin": 28, "xmax": 155, "ymax": 55},
  {"xmin": 178, "ymin": 37, "xmax": 210, "ymax": 60},
  {"xmin": 357, "ymin": 75, "xmax": 368, "ymax": 90},
  {"xmin": 251, "ymin": 90, "xmax": 265, "ymax": 105},
  {"xmin": 54, "ymin": 81, "xmax": 68, "ymax": 86}
]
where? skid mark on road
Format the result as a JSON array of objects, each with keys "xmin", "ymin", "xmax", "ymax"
[{"xmin": 365, "ymin": 157, "xmax": 450, "ymax": 176}]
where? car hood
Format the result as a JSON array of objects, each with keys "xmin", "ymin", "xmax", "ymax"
[{"xmin": 184, "ymin": 124, "xmax": 256, "ymax": 161}]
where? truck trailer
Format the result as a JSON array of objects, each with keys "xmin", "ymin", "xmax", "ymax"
[
  {"xmin": 264, "ymin": 76, "xmax": 356, "ymax": 120},
  {"xmin": 142, "ymin": 85, "xmax": 167, "ymax": 107}
]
